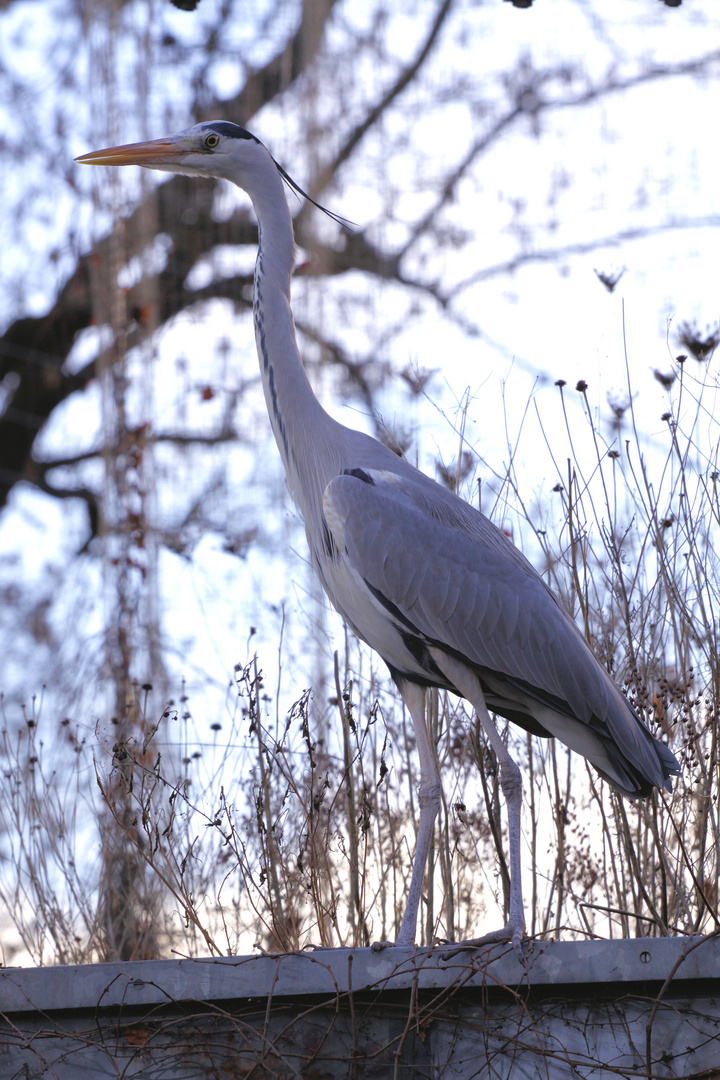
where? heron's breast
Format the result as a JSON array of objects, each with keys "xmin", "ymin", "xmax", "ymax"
[{"xmin": 310, "ymin": 544, "xmax": 425, "ymax": 679}]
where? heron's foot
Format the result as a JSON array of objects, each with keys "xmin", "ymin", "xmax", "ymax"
[
  {"xmin": 370, "ymin": 930, "xmax": 418, "ymax": 952},
  {"xmin": 440, "ymin": 919, "xmax": 527, "ymax": 963},
  {"xmin": 370, "ymin": 939, "xmax": 396, "ymax": 952}
]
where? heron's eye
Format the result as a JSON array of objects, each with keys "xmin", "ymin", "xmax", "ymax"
[{"xmin": 204, "ymin": 133, "xmax": 219, "ymax": 149}]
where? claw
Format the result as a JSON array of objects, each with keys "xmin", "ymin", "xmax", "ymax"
[
  {"xmin": 370, "ymin": 939, "xmax": 396, "ymax": 952},
  {"xmin": 440, "ymin": 919, "xmax": 527, "ymax": 963}
]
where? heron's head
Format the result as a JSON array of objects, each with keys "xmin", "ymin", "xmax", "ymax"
[
  {"xmin": 76, "ymin": 122, "xmax": 351, "ymax": 228},
  {"xmin": 75, "ymin": 121, "xmax": 273, "ymax": 185}
]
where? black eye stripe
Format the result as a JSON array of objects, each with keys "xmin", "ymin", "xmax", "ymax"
[{"xmin": 203, "ymin": 122, "xmax": 258, "ymax": 142}]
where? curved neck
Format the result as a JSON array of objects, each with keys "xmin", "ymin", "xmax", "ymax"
[{"xmin": 245, "ymin": 162, "xmax": 334, "ymax": 509}]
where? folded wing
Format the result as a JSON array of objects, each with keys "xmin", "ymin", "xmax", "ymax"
[{"xmin": 324, "ymin": 467, "xmax": 679, "ymax": 797}]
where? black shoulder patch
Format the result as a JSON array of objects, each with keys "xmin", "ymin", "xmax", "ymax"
[
  {"xmin": 205, "ymin": 122, "xmax": 258, "ymax": 142},
  {"xmin": 344, "ymin": 467, "xmax": 375, "ymax": 485}
]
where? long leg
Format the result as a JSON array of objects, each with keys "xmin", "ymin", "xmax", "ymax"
[
  {"xmin": 394, "ymin": 677, "xmax": 441, "ymax": 947},
  {"xmin": 429, "ymin": 649, "xmax": 525, "ymax": 953}
]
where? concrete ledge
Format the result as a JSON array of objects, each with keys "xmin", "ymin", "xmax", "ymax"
[{"xmin": 1, "ymin": 937, "xmax": 719, "ymax": 1077}]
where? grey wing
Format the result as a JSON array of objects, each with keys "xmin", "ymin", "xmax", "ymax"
[
  {"xmin": 326, "ymin": 468, "xmax": 604, "ymax": 714},
  {"xmin": 324, "ymin": 468, "xmax": 679, "ymax": 794}
]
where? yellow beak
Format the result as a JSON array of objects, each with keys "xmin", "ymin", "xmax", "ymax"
[{"xmin": 75, "ymin": 137, "xmax": 185, "ymax": 167}]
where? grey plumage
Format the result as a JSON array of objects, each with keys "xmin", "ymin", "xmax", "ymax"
[
  {"xmin": 77, "ymin": 122, "xmax": 680, "ymax": 951},
  {"xmin": 324, "ymin": 464, "xmax": 676, "ymax": 798}
]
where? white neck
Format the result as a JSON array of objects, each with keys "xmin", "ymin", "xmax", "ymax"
[
  {"xmin": 236, "ymin": 148, "xmax": 408, "ymax": 565},
  {"xmin": 244, "ymin": 160, "xmax": 338, "ymax": 514}
]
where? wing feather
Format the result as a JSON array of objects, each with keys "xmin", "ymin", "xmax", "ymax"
[
  {"xmin": 327, "ymin": 469, "xmax": 580, "ymax": 701},
  {"xmin": 323, "ymin": 468, "xmax": 679, "ymax": 796}
]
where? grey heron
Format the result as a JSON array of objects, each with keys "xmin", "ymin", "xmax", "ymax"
[{"xmin": 76, "ymin": 123, "xmax": 680, "ymax": 951}]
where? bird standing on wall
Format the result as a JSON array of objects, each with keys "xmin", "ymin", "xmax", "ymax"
[{"xmin": 76, "ymin": 124, "xmax": 680, "ymax": 952}]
